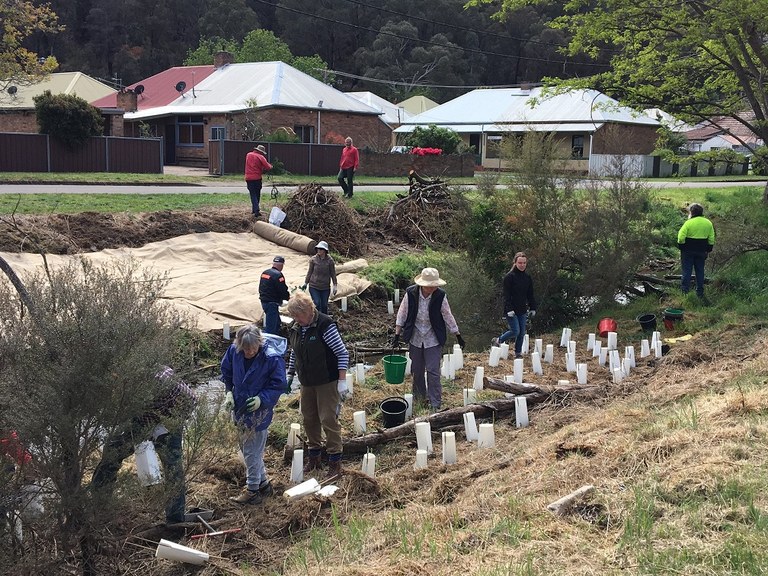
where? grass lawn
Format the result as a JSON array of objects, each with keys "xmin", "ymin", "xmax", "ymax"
[{"xmin": 0, "ymin": 171, "xmax": 478, "ymax": 186}]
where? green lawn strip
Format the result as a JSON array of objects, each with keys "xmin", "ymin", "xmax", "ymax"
[
  {"xmin": 0, "ymin": 172, "xmax": 477, "ymax": 186},
  {"xmin": 0, "ymin": 193, "xmax": 250, "ymax": 214}
]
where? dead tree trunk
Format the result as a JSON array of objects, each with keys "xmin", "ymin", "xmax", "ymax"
[{"xmin": 343, "ymin": 378, "xmax": 600, "ymax": 455}]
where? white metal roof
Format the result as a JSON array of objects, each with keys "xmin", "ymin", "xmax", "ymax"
[
  {"xmin": 126, "ymin": 61, "xmax": 380, "ymax": 121},
  {"xmin": 394, "ymin": 87, "xmax": 659, "ymax": 133},
  {"xmin": 346, "ymin": 91, "xmax": 411, "ymax": 125},
  {"xmin": 395, "ymin": 122, "xmax": 606, "ymax": 133}
]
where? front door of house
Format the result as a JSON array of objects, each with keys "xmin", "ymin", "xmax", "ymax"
[{"xmin": 165, "ymin": 124, "xmax": 176, "ymax": 164}]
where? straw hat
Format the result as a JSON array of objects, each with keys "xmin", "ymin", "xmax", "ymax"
[
  {"xmin": 414, "ymin": 267, "xmax": 445, "ymax": 287},
  {"xmin": 255, "ymin": 144, "xmax": 267, "ymax": 154}
]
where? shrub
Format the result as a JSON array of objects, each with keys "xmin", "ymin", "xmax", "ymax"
[
  {"xmin": 0, "ymin": 259, "xmax": 192, "ymax": 572},
  {"xmin": 404, "ymin": 125, "xmax": 462, "ymax": 154},
  {"xmin": 751, "ymin": 146, "xmax": 768, "ymax": 176},
  {"xmin": 34, "ymin": 90, "xmax": 103, "ymax": 148}
]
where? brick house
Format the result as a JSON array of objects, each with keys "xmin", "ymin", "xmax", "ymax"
[
  {"xmin": 394, "ymin": 86, "xmax": 660, "ymax": 174},
  {"xmin": 0, "ymin": 72, "xmax": 116, "ymax": 134},
  {"xmin": 92, "ymin": 53, "xmax": 391, "ymax": 167}
]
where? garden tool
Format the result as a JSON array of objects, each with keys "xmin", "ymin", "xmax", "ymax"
[{"xmin": 189, "ymin": 514, "xmax": 242, "ymax": 540}]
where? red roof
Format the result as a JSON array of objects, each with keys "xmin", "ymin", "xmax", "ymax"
[{"xmin": 92, "ymin": 65, "xmax": 216, "ymax": 111}]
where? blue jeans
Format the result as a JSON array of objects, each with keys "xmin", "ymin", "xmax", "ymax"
[
  {"xmin": 246, "ymin": 179, "xmax": 263, "ymax": 215},
  {"xmin": 499, "ymin": 312, "xmax": 527, "ymax": 355},
  {"xmin": 681, "ymin": 251, "xmax": 707, "ymax": 297},
  {"xmin": 309, "ymin": 286, "xmax": 330, "ymax": 314},
  {"xmin": 238, "ymin": 427, "xmax": 269, "ymax": 492},
  {"xmin": 338, "ymin": 168, "xmax": 354, "ymax": 196},
  {"xmin": 261, "ymin": 300, "xmax": 280, "ymax": 334}
]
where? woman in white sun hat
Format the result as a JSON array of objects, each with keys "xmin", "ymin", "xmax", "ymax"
[{"xmin": 391, "ymin": 267, "xmax": 464, "ymax": 410}]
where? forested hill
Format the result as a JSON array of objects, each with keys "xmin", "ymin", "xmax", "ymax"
[{"xmin": 27, "ymin": 0, "xmax": 609, "ymax": 102}]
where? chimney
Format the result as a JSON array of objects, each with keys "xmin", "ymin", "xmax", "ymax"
[
  {"xmin": 116, "ymin": 89, "xmax": 138, "ymax": 112},
  {"xmin": 214, "ymin": 51, "xmax": 235, "ymax": 68}
]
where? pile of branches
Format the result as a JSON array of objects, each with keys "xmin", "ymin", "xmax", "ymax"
[
  {"xmin": 283, "ymin": 182, "xmax": 366, "ymax": 257},
  {"xmin": 383, "ymin": 170, "xmax": 465, "ymax": 246}
]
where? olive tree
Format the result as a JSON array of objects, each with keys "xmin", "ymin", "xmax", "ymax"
[{"xmin": 0, "ymin": 258, "xmax": 189, "ymax": 574}]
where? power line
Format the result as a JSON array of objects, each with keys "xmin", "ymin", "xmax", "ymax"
[
  {"xmin": 326, "ymin": 67, "xmax": 543, "ymax": 90},
  {"xmin": 253, "ymin": 0, "xmax": 609, "ymax": 68}
]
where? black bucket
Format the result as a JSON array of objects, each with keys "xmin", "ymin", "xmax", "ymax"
[
  {"xmin": 380, "ymin": 396, "xmax": 408, "ymax": 428},
  {"xmin": 636, "ymin": 313, "xmax": 657, "ymax": 332}
]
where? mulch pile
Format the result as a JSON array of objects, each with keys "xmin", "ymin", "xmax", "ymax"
[
  {"xmin": 381, "ymin": 170, "xmax": 467, "ymax": 247},
  {"xmin": 281, "ymin": 183, "xmax": 366, "ymax": 257}
]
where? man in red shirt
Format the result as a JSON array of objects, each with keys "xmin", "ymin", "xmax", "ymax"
[
  {"xmin": 337, "ymin": 137, "xmax": 359, "ymax": 198},
  {"xmin": 244, "ymin": 144, "xmax": 273, "ymax": 217}
]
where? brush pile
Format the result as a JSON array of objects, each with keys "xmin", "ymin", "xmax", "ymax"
[
  {"xmin": 282, "ymin": 182, "xmax": 366, "ymax": 257},
  {"xmin": 383, "ymin": 170, "xmax": 466, "ymax": 246}
]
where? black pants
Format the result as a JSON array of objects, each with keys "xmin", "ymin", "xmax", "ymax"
[
  {"xmin": 91, "ymin": 424, "xmax": 185, "ymax": 522},
  {"xmin": 247, "ymin": 179, "xmax": 263, "ymax": 214},
  {"xmin": 338, "ymin": 168, "xmax": 354, "ymax": 196}
]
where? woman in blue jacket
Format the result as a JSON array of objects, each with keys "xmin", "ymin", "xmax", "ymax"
[{"xmin": 221, "ymin": 324, "xmax": 286, "ymax": 504}]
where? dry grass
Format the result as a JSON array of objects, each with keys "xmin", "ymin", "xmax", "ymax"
[{"xmin": 20, "ymin": 326, "xmax": 768, "ymax": 575}]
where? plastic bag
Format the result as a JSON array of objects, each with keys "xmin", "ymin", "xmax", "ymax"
[{"xmin": 269, "ymin": 206, "xmax": 287, "ymax": 227}]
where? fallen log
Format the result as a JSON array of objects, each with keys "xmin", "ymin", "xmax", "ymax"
[
  {"xmin": 547, "ymin": 485, "xmax": 595, "ymax": 516},
  {"xmin": 483, "ymin": 377, "xmax": 599, "ymax": 398},
  {"xmin": 342, "ymin": 378, "xmax": 602, "ymax": 454},
  {"xmin": 634, "ymin": 273, "xmax": 678, "ymax": 287},
  {"xmin": 343, "ymin": 397, "xmax": 520, "ymax": 454}
]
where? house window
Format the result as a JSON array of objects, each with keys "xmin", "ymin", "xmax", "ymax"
[
  {"xmin": 178, "ymin": 115, "xmax": 204, "ymax": 147},
  {"xmin": 485, "ymin": 135, "xmax": 503, "ymax": 159},
  {"xmin": 294, "ymin": 125, "xmax": 314, "ymax": 143},
  {"xmin": 572, "ymin": 135, "xmax": 584, "ymax": 158},
  {"xmin": 210, "ymin": 126, "xmax": 226, "ymax": 140}
]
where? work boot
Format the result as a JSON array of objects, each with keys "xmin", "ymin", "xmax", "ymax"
[
  {"xmin": 230, "ymin": 487, "xmax": 262, "ymax": 505},
  {"xmin": 303, "ymin": 453, "xmax": 322, "ymax": 474},
  {"xmin": 326, "ymin": 459, "xmax": 343, "ymax": 480},
  {"xmin": 258, "ymin": 481, "xmax": 274, "ymax": 498}
]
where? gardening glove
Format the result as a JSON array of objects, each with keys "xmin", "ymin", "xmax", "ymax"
[
  {"xmin": 506, "ymin": 310, "xmax": 515, "ymax": 317},
  {"xmin": 300, "ymin": 284, "xmax": 307, "ymax": 291},
  {"xmin": 456, "ymin": 334, "xmax": 466, "ymax": 349},
  {"xmin": 391, "ymin": 334, "xmax": 401, "ymax": 348},
  {"xmin": 337, "ymin": 380, "xmax": 350, "ymax": 402},
  {"xmin": 332, "ymin": 285, "xmax": 338, "ymax": 296},
  {"xmin": 223, "ymin": 391, "xmax": 235, "ymax": 412},
  {"xmin": 528, "ymin": 310, "xmax": 536, "ymax": 318},
  {"xmin": 246, "ymin": 396, "xmax": 261, "ymax": 412},
  {"xmin": 286, "ymin": 373, "xmax": 295, "ymax": 394}
]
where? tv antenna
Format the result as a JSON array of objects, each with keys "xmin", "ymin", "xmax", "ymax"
[{"xmin": 175, "ymin": 81, "xmax": 187, "ymax": 96}]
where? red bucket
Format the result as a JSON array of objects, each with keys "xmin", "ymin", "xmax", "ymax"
[{"xmin": 597, "ymin": 317, "xmax": 617, "ymax": 338}]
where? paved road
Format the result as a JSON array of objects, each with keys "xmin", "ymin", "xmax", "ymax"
[{"xmin": 0, "ymin": 179, "xmax": 764, "ymax": 195}]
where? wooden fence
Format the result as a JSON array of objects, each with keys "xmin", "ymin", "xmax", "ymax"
[{"xmin": 0, "ymin": 133, "xmax": 163, "ymax": 173}]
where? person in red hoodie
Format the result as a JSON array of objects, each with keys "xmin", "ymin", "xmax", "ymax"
[
  {"xmin": 337, "ymin": 137, "xmax": 359, "ymax": 198},
  {"xmin": 244, "ymin": 144, "xmax": 273, "ymax": 217}
]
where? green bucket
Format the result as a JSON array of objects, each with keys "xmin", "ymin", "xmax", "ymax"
[{"xmin": 382, "ymin": 354, "xmax": 407, "ymax": 384}]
